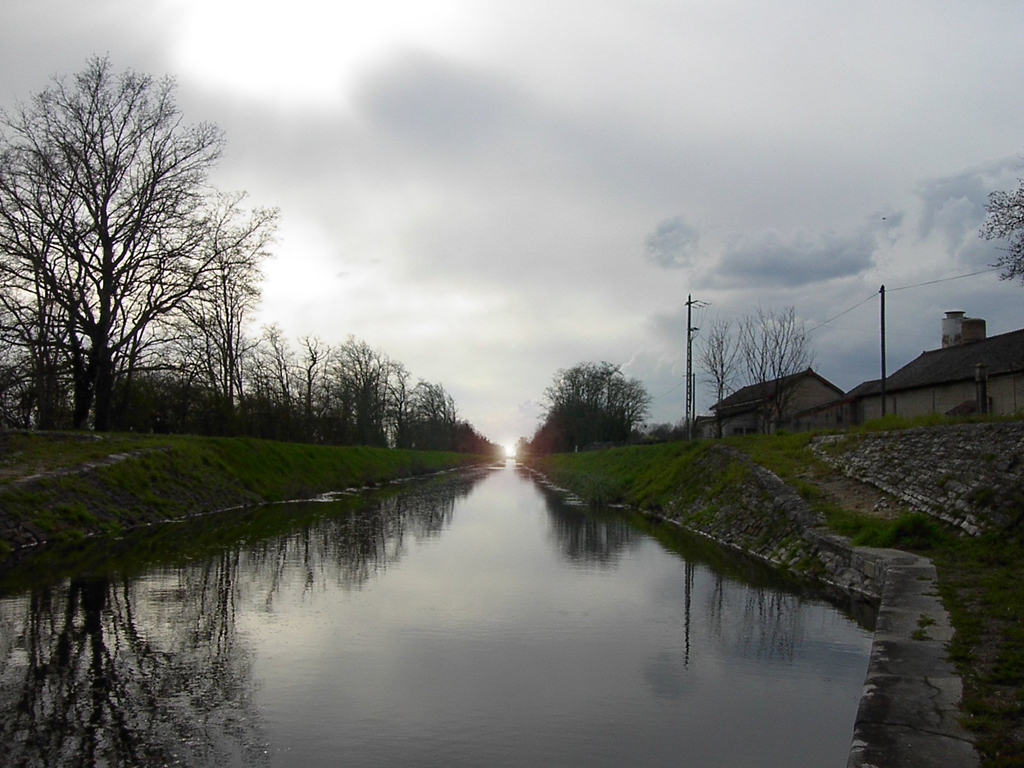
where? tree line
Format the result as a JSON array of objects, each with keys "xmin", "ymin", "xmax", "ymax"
[
  {"xmin": 0, "ymin": 57, "xmax": 495, "ymax": 454},
  {"xmin": 524, "ymin": 360, "xmax": 652, "ymax": 454},
  {"xmin": 521, "ymin": 306, "xmax": 814, "ymax": 454}
]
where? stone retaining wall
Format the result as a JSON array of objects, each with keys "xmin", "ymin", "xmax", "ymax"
[
  {"xmin": 653, "ymin": 443, "xmax": 978, "ymax": 767},
  {"xmin": 812, "ymin": 421, "xmax": 1024, "ymax": 534},
  {"xmin": 660, "ymin": 444, "xmax": 886, "ymax": 598}
]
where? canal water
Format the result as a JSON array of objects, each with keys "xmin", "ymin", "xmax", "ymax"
[{"xmin": 0, "ymin": 461, "xmax": 873, "ymax": 767}]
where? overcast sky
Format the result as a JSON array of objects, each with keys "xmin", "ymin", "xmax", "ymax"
[{"xmin": 4, "ymin": 0, "xmax": 1024, "ymax": 447}]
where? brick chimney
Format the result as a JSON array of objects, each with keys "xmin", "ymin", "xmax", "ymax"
[{"xmin": 942, "ymin": 311, "xmax": 986, "ymax": 348}]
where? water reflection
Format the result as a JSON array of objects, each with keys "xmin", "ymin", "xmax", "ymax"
[
  {"xmin": 535, "ymin": 478, "xmax": 870, "ymax": 760},
  {"xmin": 0, "ymin": 469, "xmax": 489, "ymax": 768},
  {"xmin": 0, "ymin": 464, "xmax": 870, "ymax": 768},
  {"xmin": 541, "ymin": 487, "xmax": 836, "ymax": 669},
  {"xmin": 0, "ymin": 567, "xmax": 263, "ymax": 767},
  {"xmin": 545, "ymin": 503, "xmax": 641, "ymax": 569},
  {"xmin": 253, "ymin": 483, "xmax": 462, "ymax": 602}
]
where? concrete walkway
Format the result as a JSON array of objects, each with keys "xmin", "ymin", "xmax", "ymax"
[{"xmin": 847, "ymin": 549, "xmax": 978, "ymax": 768}]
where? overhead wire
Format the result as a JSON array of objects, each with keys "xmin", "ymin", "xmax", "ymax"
[
  {"xmin": 653, "ymin": 380, "xmax": 686, "ymax": 400},
  {"xmin": 887, "ymin": 266, "xmax": 1002, "ymax": 292},
  {"xmin": 655, "ymin": 266, "xmax": 1000, "ymax": 405},
  {"xmin": 806, "ymin": 292, "xmax": 878, "ymax": 334},
  {"xmin": 806, "ymin": 266, "xmax": 1002, "ymax": 334}
]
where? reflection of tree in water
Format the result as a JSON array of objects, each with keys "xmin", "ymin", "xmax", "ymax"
[
  {"xmin": 544, "ymin": 498, "xmax": 640, "ymax": 568},
  {"xmin": 0, "ymin": 556, "xmax": 264, "ymax": 767},
  {"xmin": 644, "ymin": 516, "xmax": 817, "ymax": 679},
  {"xmin": 705, "ymin": 572, "xmax": 802, "ymax": 663},
  {"xmin": 249, "ymin": 473, "xmax": 466, "ymax": 605},
  {"xmin": 529, "ymin": 472, "xmax": 846, "ymax": 704},
  {"xmin": 0, "ymin": 469, "xmax": 480, "ymax": 767},
  {"xmin": 643, "ymin": 569, "xmax": 807, "ymax": 703}
]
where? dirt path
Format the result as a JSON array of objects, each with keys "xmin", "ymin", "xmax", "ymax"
[{"xmin": 811, "ymin": 471, "xmax": 901, "ymax": 519}]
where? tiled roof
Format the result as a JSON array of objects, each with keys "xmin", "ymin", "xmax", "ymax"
[
  {"xmin": 855, "ymin": 327, "xmax": 1024, "ymax": 396},
  {"xmin": 845, "ymin": 378, "xmax": 882, "ymax": 398},
  {"xmin": 712, "ymin": 368, "xmax": 842, "ymax": 413}
]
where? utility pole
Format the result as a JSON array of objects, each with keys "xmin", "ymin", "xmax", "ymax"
[
  {"xmin": 685, "ymin": 294, "xmax": 705, "ymax": 440},
  {"xmin": 686, "ymin": 295, "xmax": 694, "ymax": 439},
  {"xmin": 880, "ymin": 285, "xmax": 887, "ymax": 417}
]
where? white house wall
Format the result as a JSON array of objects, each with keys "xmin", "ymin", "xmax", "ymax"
[{"xmin": 857, "ymin": 373, "xmax": 1024, "ymax": 422}]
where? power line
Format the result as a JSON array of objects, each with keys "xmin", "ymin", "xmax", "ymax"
[
  {"xmin": 653, "ymin": 380, "xmax": 686, "ymax": 400},
  {"xmin": 810, "ymin": 322, "xmax": 934, "ymax": 340},
  {"xmin": 806, "ymin": 292, "xmax": 878, "ymax": 334},
  {"xmin": 807, "ymin": 266, "xmax": 1001, "ymax": 334},
  {"xmin": 888, "ymin": 266, "xmax": 1002, "ymax": 293}
]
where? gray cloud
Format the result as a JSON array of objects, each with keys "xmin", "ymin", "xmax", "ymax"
[
  {"xmin": 714, "ymin": 227, "xmax": 877, "ymax": 288},
  {"xmin": 350, "ymin": 50, "xmax": 710, "ymax": 216},
  {"xmin": 916, "ymin": 158, "xmax": 1022, "ymax": 262},
  {"xmin": 355, "ymin": 52, "xmax": 522, "ymax": 155},
  {"xmin": 875, "ymin": 209, "xmax": 905, "ymax": 237},
  {"xmin": 643, "ymin": 215, "xmax": 700, "ymax": 269}
]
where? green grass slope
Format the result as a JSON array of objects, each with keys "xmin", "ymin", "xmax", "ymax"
[
  {"xmin": 0, "ymin": 431, "xmax": 487, "ymax": 551},
  {"xmin": 529, "ymin": 425, "xmax": 1024, "ymax": 767}
]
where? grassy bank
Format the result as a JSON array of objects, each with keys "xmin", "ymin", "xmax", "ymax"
[
  {"xmin": 532, "ymin": 431, "xmax": 950, "ymax": 548},
  {"xmin": 0, "ymin": 430, "xmax": 489, "ymax": 553},
  {"xmin": 528, "ymin": 426, "xmax": 1024, "ymax": 766}
]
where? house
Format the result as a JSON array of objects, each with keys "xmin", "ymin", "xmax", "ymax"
[
  {"xmin": 849, "ymin": 312, "xmax": 1024, "ymax": 422},
  {"xmin": 706, "ymin": 368, "xmax": 844, "ymax": 436}
]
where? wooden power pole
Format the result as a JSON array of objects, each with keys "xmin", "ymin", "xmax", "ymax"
[
  {"xmin": 880, "ymin": 285, "xmax": 887, "ymax": 417},
  {"xmin": 685, "ymin": 294, "xmax": 704, "ymax": 440}
]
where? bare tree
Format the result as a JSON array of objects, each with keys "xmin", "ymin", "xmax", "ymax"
[
  {"xmin": 178, "ymin": 192, "xmax": 277, "ymax": 429},
  {"xmin": 982, "ymin": 179, "xmax": 1024, "ymax": 282},
  {"xmin": 242, "ymin": 324, "xmax": 298, "ymax": 440},
  {"xmin": 297, "ymin": 335, "xmax": 334, "ymax": 442},
  {"xmin": 605, "ymin": 372, "xmax": 652, "ymax": 442},
  {"xmin": 336, "ymin": 337, "xmax": 390, "ymax": 447},
  {"xmin": 0, "ymin": 276, "xmax": 70, "ymax": 428},
  {"xmin": 698, "ymin": 316, "xmax": 741, "ymax": 438},
  {"xmin": 385, "ymin": 360, "xmax": 413, "ymax": 448},
  {"xmin": 409, "ymin": 380, "xmax": 459, "ymax": 450},
  {"xmin": 738, "ymin": 306, "xmax": 812, "ymax": 432},
  {"xmin": 0, "ymin": 298, "xmax": 39, "ymax": 426},
  {"xmin": 0, "ymin": 57, "xmax": 225, "ymax": 429}
]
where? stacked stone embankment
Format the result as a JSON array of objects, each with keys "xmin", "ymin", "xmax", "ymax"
[
  {"xmin": 658, "ymin": 444, "xmax": 884, "ymax": 598},
  {"xmin": 652, "ymin": 436, "xmax": 986, "ymax": 768},
  {"xmin": 812, "ymin": 421, "xmax": 1024, "ymax": 534}
]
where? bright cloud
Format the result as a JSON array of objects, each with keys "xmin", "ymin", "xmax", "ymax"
[{"xmin": 163, "ymin": 0, "xmax": 483, "ymax": 106}]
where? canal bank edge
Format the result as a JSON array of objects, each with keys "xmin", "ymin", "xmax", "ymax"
[
  {"xmin": 0, "ymin": 432, "xmax": 489, "ymax": 554},
  {"xmin": 653, "ymin": 447, "xmax": 976, "ymax": 768},
  {"xmin": 531, "ymin": 437, "xmax": 985, "ymax": 768}
]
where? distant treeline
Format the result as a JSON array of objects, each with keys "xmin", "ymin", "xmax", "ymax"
[
  {"xmin": 0, "ymin": 324, "xmax": 496, "ymax": 453},
  {"xmin": 0, "ymin": 58, "xmax": 496, "ymax": 455},
  {"xmin": 522, "ymin": 361, "xmax": 652, "ymax": 454}
]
